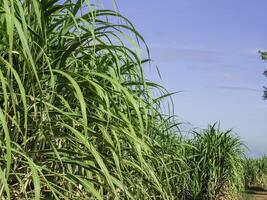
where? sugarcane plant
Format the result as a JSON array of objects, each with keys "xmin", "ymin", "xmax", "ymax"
[
  {"xmin": 0, "ymin": 0, "xmax": 248, "ymax": 200},
  {"xmin": 0, "ymin": 0, "xmax": 181, "ymax": 199},
  {"xmin": 245, "ymin": 156, "xmax": 267, "ymax": 189},
  {"xmin": 185, "ymin": 124, "xmax": 245, "ymax": 200}
]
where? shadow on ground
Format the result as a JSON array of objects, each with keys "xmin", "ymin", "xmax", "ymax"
[{"xmin": 246, "ymin": 186, "xmax": 267, "ymax": 194}]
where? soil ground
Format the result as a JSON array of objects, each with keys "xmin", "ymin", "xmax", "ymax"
[
  {"xmin": 245, "ymin": 187, "xmax": 267, "ymax": 200},
  {"xmin": 246, "ymin": 192, "xmax": 267, "ymax": 200}
]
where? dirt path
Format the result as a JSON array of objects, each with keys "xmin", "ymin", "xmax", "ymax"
[
  {"xmin": 252, "ymin": 193, "xmax": 267, "ymax": 200},
  {"xmin": 246, "ymin": 191, "xmax": 267, "ymax": 200}
]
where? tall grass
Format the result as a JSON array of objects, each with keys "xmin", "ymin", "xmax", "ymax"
[
  {"xmin": 0, "ymin": 0, "xmax": 176, "ymax": 199},
  {"xmin": 185, "ymin": 124, "xmax": 245, "ymax": 200},
  {"xmin": 245, "ymin": 156, "xmax": 267, "ymax": 189},
  {"xmin": 0, "ymin": 0, "xmax": 247, "ymax": 199}
]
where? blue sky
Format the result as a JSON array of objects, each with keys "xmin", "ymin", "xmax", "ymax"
[{"xmin": 103, "ymin": 0, "xmax": 267, "ymax": 157}]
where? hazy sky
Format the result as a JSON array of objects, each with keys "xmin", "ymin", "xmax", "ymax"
[{"xmin": 103, "ymin": 0, "xmax": 267, "ymax": 157}]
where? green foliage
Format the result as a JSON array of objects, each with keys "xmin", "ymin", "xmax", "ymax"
[
  {"xmin": 185, "ymin": 124, "xmax": 245, "ymax": 200},
  {"xmin": 0, "ymin": 0, "xmax": 247, "ymax": 199},
  {"xmin": 245, "ymin": 156, "xmax": 267, "ymax": 189},
  {"xmin": 259, "ymin": 51, "xmax": 267, "ymax": 99},
  {"xmin": 0, "ymin": 0, "xmax": 175, "ymax": 199}
]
